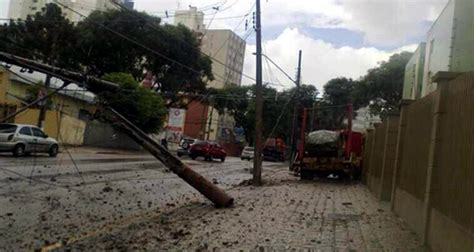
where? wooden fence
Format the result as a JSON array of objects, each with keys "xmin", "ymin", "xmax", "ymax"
[
  {"xmin": 365, "ymin": 115, "xmax": 399, "ymax": 201},
  {"xmin": 362, "ymin": 71, "xmax": 474, "ymax": 251}
]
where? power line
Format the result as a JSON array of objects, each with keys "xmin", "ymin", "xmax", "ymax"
[
  {"xmin": 262, "ymin": 54, "xmax": 297, "ymax": 85},
  {"xmin": 4, "ymin": 2, "xmax": 287, "ymax": 88},
  {"xmin": 110, "ymin": 0, "xmax": 258, "ymax": 84},
  {"xmin": 206, "ymin": 3, "xmax": 255, "ymax": 58},
  {"xmin": 53, "ymin": 0, "xmax": 229, "ymax": 83}
]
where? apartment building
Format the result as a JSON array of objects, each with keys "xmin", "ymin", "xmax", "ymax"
[
  {"xmin": 201, "ymin": 29, "xmax": 246, "ymax": 88},
  {"xmin": 403, "ymin": 0, "xmax": 474, "ymax": 99},
  {"xmin": 174, "ymin": 7, "xmax": 246, "ymax": 88},
  {"xmin": 173, "ymin": 7, "xmax": 247, "ymax": 143}
]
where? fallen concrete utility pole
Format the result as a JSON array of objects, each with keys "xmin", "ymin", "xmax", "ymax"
[
  {"xmin": 0, "ymin": 51, "xmax": 234, "ymax": 208},
  {"xmin": 104, "ymin": 107, "xmax": 234, "ymax": 207},
  {"xmin": 0, "ymin": 52, "xmax": 119, "ymax": 94}
]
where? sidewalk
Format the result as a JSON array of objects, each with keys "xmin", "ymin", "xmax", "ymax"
[{"xmin": 68, "ymin": 170, "xmax": 423, "ymax": 251}]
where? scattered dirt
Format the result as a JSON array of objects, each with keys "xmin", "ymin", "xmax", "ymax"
[{"xmin": 67, "ymin": 172, "xmax": 423, "ymax": 251}]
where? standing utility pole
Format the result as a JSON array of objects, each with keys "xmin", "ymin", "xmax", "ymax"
[
  {"xmin": 37, "ymin": 75, "xmax": 51, "ymax": 128},
  {"xmin": 253, "ymin": 0, "xmax": 263, "ymax": 185},
  {"xmin": 289, "ymin": 50, "xmax": 302, "ymax": 170},
  {"xmin": 206, "ymin": 107, "xmax": 214, "ymax": 140}
]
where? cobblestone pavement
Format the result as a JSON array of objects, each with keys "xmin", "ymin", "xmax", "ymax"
[{"xmin": 70, "ymin": 166, "xmax": 424, "ymax": 251}]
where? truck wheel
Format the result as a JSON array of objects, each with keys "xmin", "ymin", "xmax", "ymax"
[
  {"xmin": 300, "ymin": 170, "xmax": 313, "ymax": 180},
  {"xmin": 221, "ymin": 157, "xmax": 225, "ymax": 162},
  {"xmin": 190, "ymin": 155, "xmax": 196, "ymax": 160}
]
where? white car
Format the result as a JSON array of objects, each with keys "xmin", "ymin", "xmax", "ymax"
[
  {"xmin": 240, "ymin": 146, "xmax": 255, "ymax": 160},
  {"xmin": 0, "ymin": 123, "xmax": 59, "ymax": 157}
]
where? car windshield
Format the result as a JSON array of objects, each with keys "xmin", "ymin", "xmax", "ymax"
[
  {"xmin": 244, "ymin": 147, "xmax": 254, "ymax": 151},
  {"xmin": 0, "ymin": 124, "xmax": 17, "ymax": 134}
]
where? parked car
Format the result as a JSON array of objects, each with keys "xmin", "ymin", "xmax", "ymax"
[
  {"xmin": 177, "ymin": 137, "xmax": 196, "ymax": 157},
  {"xmin": 0, "ymin": 123, "xmax": 59, "ymax": 157},
  {"xmin": 240, "ymin": 146, "xmax": 254, "ymax": 160},
  {"xmin": 189, "ymin": 141, "xmax": 226, "ymax": 162}
]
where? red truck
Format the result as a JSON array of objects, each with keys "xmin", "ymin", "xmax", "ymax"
[{"xmin": 292, "ymin": 104, "xmax": 364, "ymax": 180}]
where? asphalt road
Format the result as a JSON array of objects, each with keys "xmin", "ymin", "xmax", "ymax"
[{"xmin": 0, "ymin": 148, "xmax": 281, "ymax": 251}]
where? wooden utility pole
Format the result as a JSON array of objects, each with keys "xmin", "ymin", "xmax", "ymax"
[
  {"xmin": 37, "ymin": 75, "xmax": 51, "ymax": 128},
  {"xmin": 206, "ymin": 107, "xmax": 214, "ymax": 140},
  {"xmin": 289, "ymin": 50, "xmax": 302, "ymax": 170},
  {"xmin": 253, "ymin": 0, "xmax": 263, "ymax": 185}
]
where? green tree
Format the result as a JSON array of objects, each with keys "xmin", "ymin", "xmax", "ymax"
[
  {"xmin": 317, "ymin": 77, "xmax": 355, "ymax": 130},
  {"xmin": 355, "ymin": 52, "xmax": 413, "ymax": 115},
  {"xmin": 76, "ymin": 9, "xmax": 213, "ymax": 93},
  {"xmin": 0, "ymin": 3, "xmax": 79, "ymax": 69},
  {"xmin": 102, "ymin": 72, "xmax": 167, "ymax": 133},
  {"xmin": 210, "ymin": 84, "xmax": 319, "ymax": 144}
]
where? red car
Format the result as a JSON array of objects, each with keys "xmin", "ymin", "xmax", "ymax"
[{"xmin": 189, "ymin": 141, "xmax": 226, "ymax": 162}]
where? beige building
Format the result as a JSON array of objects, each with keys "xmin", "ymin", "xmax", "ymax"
[
  {"xmin": 173, "ymin": 7, "xmax": 247, "ymax": 142},
  {"xmin": 201, "ymin": 30, "xmax": 246, "ymax": 88},
  {"xmin": 174, "ymin": 7, "xmax": 246, "ymax": 88},
  {"xmin": 0, "ymin": 66, "xmax": 96, "ymax": 145},
  {"xmin": 7, "ymin": 0, "xmax": 130, "ymax": 23}
]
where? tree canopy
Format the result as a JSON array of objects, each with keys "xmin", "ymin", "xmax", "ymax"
[
  {"xmin": 319, "ymin": 52, "xmax": 413, "ymax": 129},
  {"xmin": 210, "ymin": 51, "xmax": 412, "ymax": 140},
  {"xmin": 210, "ymin": 84, "xmax": 319, "ymax": 144},
  {"xmin": 0, "ymin": 4, "xmax": 79, "ymax": 69},
  {"xmin": 0, "ymin": 3, "xmax": 214, "ymax": 132},
  {"xmin": 102, "ymin": 72, "xmax": 167, "ymax": 133},
  {"xmin": 0, "ymin": 3, "xmax": 213, "ymax": 93},
  {"xmin": 76, "ymin": 9, "xmax": 214, "ymax": 93},
  {"xmin": 355, "ymin": 52, "xmax": 414, "ymax": 114}
]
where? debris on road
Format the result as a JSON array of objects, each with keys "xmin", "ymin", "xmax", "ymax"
[{"xmin": 68, "ymin": 171, "xmax": 422, "ymax": 251}]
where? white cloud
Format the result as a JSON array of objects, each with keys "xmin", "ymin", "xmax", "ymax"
[
  {"xmin": 340, "ymin": 0, "xmax": 449, "ymax": 46},
  {"xmin": 242, "ymin": 28, "xmax": 418, "ymax": 92},
  {"xmin": 134, "ymin": 0, "xmax": 448, "ymax": 47}
]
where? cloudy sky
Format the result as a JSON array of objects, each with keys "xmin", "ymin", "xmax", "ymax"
[{"xmin": 0, "ymin": 0, "xmax": 449, "ymax": 91}]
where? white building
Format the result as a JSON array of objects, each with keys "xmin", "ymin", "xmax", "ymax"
[
  {"xmin": 402, "ymin": 0, "xmax": 474, "ymax": 100},
  {"xmin": 8, "ymin": 0, "xmax": 131, "ymax": 23},
  {"xmin": 174, "ymin": 6, "xmax": 205, "ymax": 33}
]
